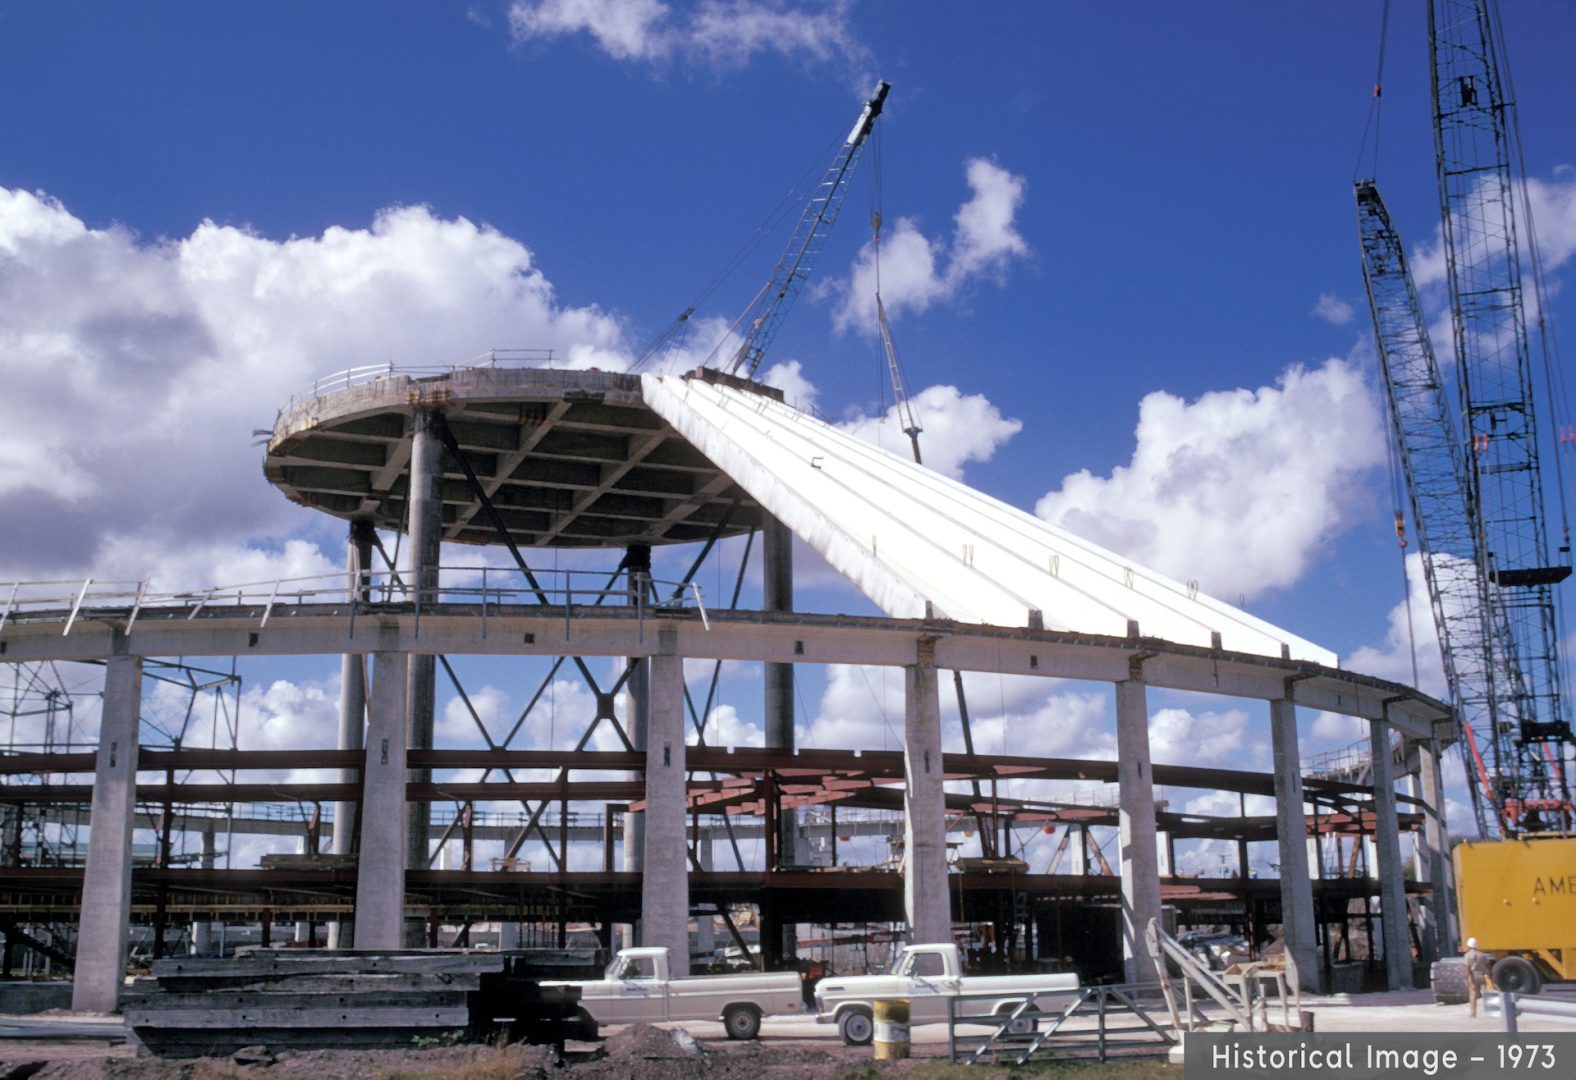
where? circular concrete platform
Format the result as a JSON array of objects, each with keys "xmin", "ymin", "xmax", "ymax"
[{"xmin": 265, "ymin": 364, "xmax": 767, "ymax": 548}]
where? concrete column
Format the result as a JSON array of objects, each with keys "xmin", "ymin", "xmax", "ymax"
[
  {"xmin": 405, "ymin": 410, "xmax": 444, "ymax": 878},
  {"xmin": 353, "ymin": 651, "xmax": 410, "ymax": 951},
  {"xmin": 1407, "ymin": 773, "xmax": 1427, "ymax": 882},
  {"xmin": 623, "ymin": 547, "xmax": 652, "ymax": 889},
  {"xmin": 1115, "ymin": 675, "xmax": 1161, "ymax": 982},
  {"xmin": 1369, "ymin": 717, "xmax": 1413, "ymax": 989},
  {"xmin": 763, "ymin": 516, "xmax": 797, "ymax": 957},
  {"xmin": 1270, "ymin": 697, "xmax": 1320, "ymax": 991},
  {"xmin": 641, "ymin": 627, "xmax": 689, "ymax": 976},
  {"xmin": 191, "ymin": 823, "xmax": 217, "ymax": 955},
  {"xmin": 622, "ymin": 666, "xmax": 650, "ymax": 874},
  {"xmin": 330, "ymin": 523, "xmax": 373, "ymax": 950},
  {"xmin": 762, "ymin": 516, "xmax": 794, "ymax": 751},
  {"xmin": 1417, "ymin": 737, "xmax": 1457, "ymax": 956},
  {"xmin": 695, "ymin": 836, "xmax": 716, "ymax": 958},
  {"xmin": 72, "ymin": 651, "xmax": 142, "ymax": 1013},
  {"xmin": 903, "ymin": 640, "xmax": 951, "ymax": 945},
  {"xmin": 620, "ymin": 560, "xmax": 652, "ymax": 952}
]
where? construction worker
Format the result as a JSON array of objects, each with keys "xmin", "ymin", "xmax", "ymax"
[{"xmin": 1464, "ymin": 937, "xmax": 1492, "ymax": 1018}]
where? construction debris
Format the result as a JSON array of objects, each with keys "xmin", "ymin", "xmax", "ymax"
[{"xmin": 123, "ymin": 948, "xmax": 594, "ymax": 1058}]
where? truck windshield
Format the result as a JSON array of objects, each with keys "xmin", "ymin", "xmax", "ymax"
[{"xmin": 607, "ymin": 955, "xmax": 657, "ymax": 980}]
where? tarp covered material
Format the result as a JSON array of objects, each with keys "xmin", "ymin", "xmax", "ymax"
[{"xmin": 643, "ymin": 374, "xmax": 1337, "ymax": 667}]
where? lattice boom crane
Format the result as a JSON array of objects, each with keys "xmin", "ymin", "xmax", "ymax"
[
  {"xmin": 1430, "ymin": 0, "xmax": 1572, "ymax": 831},
  {"xmin": 1356, "ymin": 178, "xmax": 1529, "ymax": 833},
  {"xmin": 1357, "ymin": 0, "xmax": 1573, "ymax": 837},
  {"xmin": 725, "ymin": 81, "xmax": 889, "ymax": 380}
]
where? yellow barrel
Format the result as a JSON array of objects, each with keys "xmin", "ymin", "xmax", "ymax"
[{"xmin": 873, "ymin": 998, "xmax": 910, "ymax": 1060}]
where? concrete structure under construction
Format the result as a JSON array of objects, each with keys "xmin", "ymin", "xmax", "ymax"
[{"xmin": 0, "ymin": 363, "xmax": 1457, "ymax": 1011}]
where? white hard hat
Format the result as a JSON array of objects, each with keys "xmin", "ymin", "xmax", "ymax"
[{"xmin": 1466, "ymin": 938, "xmax": 1478, "ymax": 949}]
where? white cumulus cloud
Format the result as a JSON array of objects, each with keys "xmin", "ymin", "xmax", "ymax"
[
  {"xmin": 1035, "ymin": 358, "xmax": 1386, "ymax": 601},
  {"xmin": 0, "ymin": 188, "xmax": 631, "ymax": 586},
  {"xmin": 508, "ymin": 0, "xmax": 864, "ymax": 69},
  {"xmin": 830, "ymin": 158, "xmax": 1030, "ymax": 333},
  {"xmin": 1411, "ymin": 170, "xmax": 1576, "ymax": 290},
  {"xmin": 1312, "ymin": 293, "xmax": 1355, "ymax": 326},
  {"xmin": 1148, "ymin": 706, "xmax": 1264, "ymax": 770},
  {"xmin": 1344, "ymin": 553, "xmax": 1447, "ymax": 698},
  {"xmin": 837, "ymin": 384, "xmax": 1022, "ymax": 481}
]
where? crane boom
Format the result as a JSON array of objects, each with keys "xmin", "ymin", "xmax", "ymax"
[
  {"xmin": 726, "ymin": 81, "xmax": 889, "ymax": 379},
  {"xmin": 1429, "ymin": 0, "xmax": 1572, "ymax": 831},
  {"xmin": 1356, "ymin": 179, "xmax": 1516, "ymax": 831}
]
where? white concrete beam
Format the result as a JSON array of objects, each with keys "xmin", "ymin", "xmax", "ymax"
[
  {"xmin": 1417, "ymin": 739, "xmax": 1457, "ymax": 956},
  {"xmin": 71, "ymin": 652, "xmax": 141, "ymax": 1013},
  {"xmin": 1369, "ymin": 717, "xmax": 1413, "ymax": 990},
  {"xmin": 904, "ymin": 641, "xmax": 951, "ymax": 945},
  {"xmin": 641, "ymin": 628, "xmax": 689, "ymax": 976},
  {"xmin": 1270, "ymin": 697, "xmax": 1319, "ymax": 991},
  {"xmin": 352, "ymin": 651, "xmax": 410, "ymax": 950},
  {"xmin": 1116, "ymin": 675, "xmax": 1161, "ymax": 982}
]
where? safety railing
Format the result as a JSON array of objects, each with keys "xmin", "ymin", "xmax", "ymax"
[
  {"xmin": 1305, "ymin": 730, "xmax": 1407, "ymax": 781},
  {"xmin": 0, "ymin": 566, "xmax": 709, "ymax": 637},
  {"xmin": 947, "ymin": 982, "xmax": 1182, "ymax": 1065},
  {"xmin": 1487, "ymin": 991, "xmax": 1576, "ymax": 1030},
  {"xmin": 273, "ymin": 350, "xmax": 556, "ymax": 417}
]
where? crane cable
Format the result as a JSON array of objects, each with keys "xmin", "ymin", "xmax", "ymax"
[
  {"xmin": 1361, "ymin": 0, "xmax": 1422, "ymax": 690},
  {"xmin": 869, "ymin": 125, "xmax": 889, "ymax": 417},
  {"xmin": 630, "ymin": 135, "xmax": 843, "ymax": 374},
  {"xmin": 1354, "ymin": 0, "xmax": 1391, "ymax": 182},
  {"xmin": 866, "ymin": 125, "xmax": 924, "ymax": 462}
]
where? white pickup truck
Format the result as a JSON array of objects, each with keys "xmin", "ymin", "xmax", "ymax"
[
  {"xmin": 546, "ymin": 946, "xmax": 805, "ymax": 1039},
  {"xmin": 815, "ymin": 942, "xmax": 1080, "ymax": 1045}
]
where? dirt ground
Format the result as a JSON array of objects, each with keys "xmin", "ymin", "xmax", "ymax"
[
  {"xmin": 3, "ymin": 988, "xmax": 1570, "ymax": 1080},
  {"xmin": 0, "ymin": 1025, "xmax": 980, "ymax": 1080}
]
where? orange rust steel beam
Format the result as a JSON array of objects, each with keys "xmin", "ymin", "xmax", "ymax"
[{"xmin": 0, "ymin": 744, "xmax": 1397, "ymax": 805}]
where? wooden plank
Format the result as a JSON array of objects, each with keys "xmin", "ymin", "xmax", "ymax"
[{"xmin": 125, "ymin": 1005, "xmax": 472, "ymax": 1030}]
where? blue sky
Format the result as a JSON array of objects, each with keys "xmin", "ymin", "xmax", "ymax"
[{"xmin": 3, "ymin": 1, "xmax": 1574, "ymax": 861}]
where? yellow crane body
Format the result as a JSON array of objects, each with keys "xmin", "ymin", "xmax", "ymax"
[{"xmin": 1454, "ymin": 836, "xmax": 1576, "ymax": 985}]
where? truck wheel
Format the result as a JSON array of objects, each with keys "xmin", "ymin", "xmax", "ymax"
[
  {"xmin": 1001, "ymin": 1011, "xmax": 1037, "ymax": 1036},
  {"xmin": 723, "ymin": 1004, "xmax": 762, "ymax": 1040},
  {"xmin": 838, "ymin": 1008, "xmax": 874, "ymax": 1046},
  {"xmin": 1491, "ymin": 956, "xmax": 1543, "ymax": 995},
  {"xmin": 572, "ymin": 1007, "xmax": 601, "ymax": 1041}
]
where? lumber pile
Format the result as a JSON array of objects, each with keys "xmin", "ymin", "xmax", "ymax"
[{"xmin": 125, "ymin": 948, "xmax": 599, "ymax": 1058}]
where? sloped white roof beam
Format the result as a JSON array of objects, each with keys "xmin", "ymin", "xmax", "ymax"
[{"xmin": 643, "ymin": 374, "xmax": 1337, "ymax": 667}]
